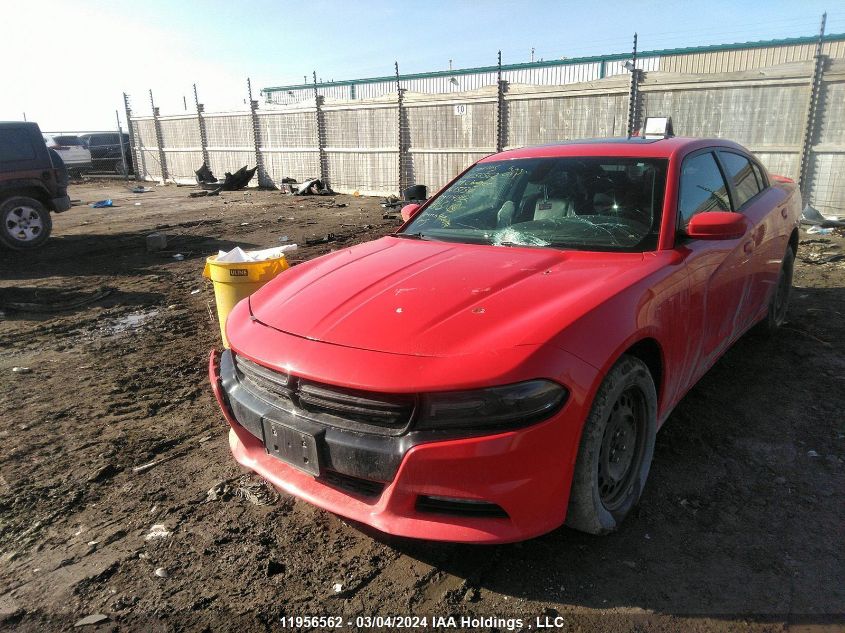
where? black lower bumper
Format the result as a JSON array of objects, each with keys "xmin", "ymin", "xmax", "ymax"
[{"xmin": 218, "ymin": 350, "xmax": 418, "ymax": 483}]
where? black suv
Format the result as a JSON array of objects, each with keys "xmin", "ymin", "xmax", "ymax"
[
  {"xmin": 0, "ymin": 122, "xmax": 71, "ymax": 249},
  {"xmin": 79, "ymin": 132, "xmax": 133, "ymax": 175}
]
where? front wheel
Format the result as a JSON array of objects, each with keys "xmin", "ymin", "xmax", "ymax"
[
  {"xmin": 566, "ymin": 355, "xmax": 657, "ymax": 534},
  {"xmin": 0, "ymin": 196, "xmax": 52, "ymax": 250}
]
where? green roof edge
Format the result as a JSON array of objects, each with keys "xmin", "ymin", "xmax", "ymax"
[{"xmin": 262, "ymin": 32, "xmax": 845, "ymax": 93}]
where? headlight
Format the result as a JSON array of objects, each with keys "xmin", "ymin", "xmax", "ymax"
[{"xmin": 415, "ymin": 380, "xmax": 568, "ymax": 431}]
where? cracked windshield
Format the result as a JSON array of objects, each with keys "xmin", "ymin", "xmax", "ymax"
[{"xmin": 403, "ymin": 157, "xmax": 668, "ymax": 251}]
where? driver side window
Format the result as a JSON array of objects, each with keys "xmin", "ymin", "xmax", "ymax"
[{"xmin": 678, "ymin": 152, "xmax": 732, "ymax": 229}]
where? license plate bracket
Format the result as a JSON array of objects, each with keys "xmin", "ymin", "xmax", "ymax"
[{"xmin": 262, "ymin": 418, "xmax": 324, "ymax": 476}]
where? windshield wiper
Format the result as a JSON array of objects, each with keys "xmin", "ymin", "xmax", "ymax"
[{"xmin": 392, "ymin": 232, "xmax": 429, "ymax": 240}]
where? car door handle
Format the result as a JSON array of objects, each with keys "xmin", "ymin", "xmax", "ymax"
[{"xmin": 743, "ymin": 241, "xmax": 754, "ymax": 254}]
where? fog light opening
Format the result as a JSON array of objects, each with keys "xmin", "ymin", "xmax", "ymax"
[{"xmin": 416, "ymin": 495, "xmax": 509, "ymax": 518}]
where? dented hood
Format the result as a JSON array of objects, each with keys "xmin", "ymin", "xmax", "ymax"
[{"xmin": 248, "ymin": 237, "xmax": 646, "ymax": 357}]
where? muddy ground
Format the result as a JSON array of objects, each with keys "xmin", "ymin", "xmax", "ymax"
[{"xmin": 0, "ymin": 180, "xmax": 843, "ymax": 633}]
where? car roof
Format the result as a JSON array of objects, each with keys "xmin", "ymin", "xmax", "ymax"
[{"xmin": 479, "ymin": 137, "xmax": 749, "ymax": 162}]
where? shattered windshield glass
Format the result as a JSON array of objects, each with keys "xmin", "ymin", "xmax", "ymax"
[{"xmin": 402, "ymin": 157, "xmax": 668, "ymax": 251}]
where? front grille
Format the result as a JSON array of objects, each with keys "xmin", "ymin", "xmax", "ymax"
[
  {"xmin": 233, "ymin": 353, "xmax": 415, "ymax": 433},
  {"xmin": 319, "ymin": 470, "xmax": 386, "ymax": 499}
]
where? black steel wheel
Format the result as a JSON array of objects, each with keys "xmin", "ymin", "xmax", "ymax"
[{"xmin": 566, "ymin": 354, "xmax": 657, "ymax": 534}]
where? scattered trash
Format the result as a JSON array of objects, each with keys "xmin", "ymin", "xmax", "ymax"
[
  {"xmin": 172, "ymin": 254, "xmax": 185, "ymax": 261},
  {"xmin": 87, "ymin": 463, "xmax": 119, "ymax": 483},
  {"xmin": 11, "ymin": 366, "xmax": 31, "ymax": 374},
  {"xmin": 305, "ymin": 233, "xmax": 336, "ymax": 246},
  {"xmin": 266, "ymin": 560, "xmax": 285, "ymax": 577},
  {"xmin": 134, "ymin": 202, "xmax": 142, "ymax": 206},
  {"xmin": 154, "ymin": 567, "xmax": 168, "ymax": 578},
  {"xmin": 333, "ymin": 583, "xmax": 343, "ymax": 593},
  {"xmin": 195, "ymin": 163, "xmax": 257, "ymax": 192},
  {"xmin": 189, "ymin": 190, "xmax": 209, "ymax": 198},
  {"xmin": 807, "ymin": 225, "xmax": 834, "ymax": 235},
  {"xmin": 74, "ymin": 614, "xmax": 110, "ymax": 627},
  {"xmin": 145, "ymin": 524, "xmax": 172, "ymax": 540},
  {"xmin": 295, "ymin": 178, "xmax": 334, "ymax": 196},
  {"xmin": 236, "ymin": 480, "xmax": 277, "ymax": 506},
  {"xmin": 381, "ymin": 195, "xmax": 401, "ymax": 210},
  {"xmin": 215, "ymin": 245, "xmax": 297, "ymax": 263},
  {"xmin": 240, "ymin": 222, "xmax": 250, "ymax": 226},
  {"xmin": 146, "ymin": 232, "xmax": 167, "ymax": 252},
  {"xmin": 279, "ymin": 235, "xmax": 291, "ymax": 243},
  {"xmin": 190, "ymin": 289, "xmax": 201, "ymax": 295},
  {"xmin": 206, "ymin": 481, "xmax": 229, "ymax": 502},
  {"xmin": 382, "ymin": 213, "xmax": 399, "ymax": 220},
  {"xmin": 131, "ymin": 186, "xmax": 154, "ymax": 193},
  {"xmin": 802, "ymin": 205, "xmax": 845, "ymax": 228},
  {"xmin": 807, "ymin": 450, "xmax": 820, "ymax": 457},
  {"xmin": 90, "ymin": 199, "xmax": 113, "ymax": 208}
]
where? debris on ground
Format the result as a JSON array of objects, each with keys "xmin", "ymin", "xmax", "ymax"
[
  {"xmin": 74, "ymin": 614, "xmax": 110, "ymax": 627},
  {"xmin": 305, "ymin": 233, "xmax": 336, "ymax": 246},
  {"xmin": 131, "ymin": 186, "xmax": 154, "ymax": 193},
  {"xmin": 146, "ymin": 232, "xmax": 168, "ymax": 252},
  {"xmin": 194, "ymin": 163, "xmax": 257, "ymax": 193},
  {"xmin": 294, "ymin": 178, "xmax": 334, "ymax": 196},
  {"xmin": 154, "ymin": 567, "xmax": 168, "ymax": 578},
  {"xmin": 145, "ymin": 524, "xmax": 172, "ymax": 540},
  {"xmin": 11, "ymin": 366, "xmax": 32, "ymax": 374},
  {"xmin": 89, "ymin": 199, "xmax": 113, "ymax": 208},
  {"xmin": 802, "ymin": 205, "xmax": 845, "ymax": 228},
  {"xmin": 87, "ymin": 463, "xmax": 119, "ymax": 483},
  {"xmin": 381, "ymin": 195, "xmax": 401, "ymax": 210}
]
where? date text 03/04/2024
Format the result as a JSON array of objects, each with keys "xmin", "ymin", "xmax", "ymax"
[{"xmin": 278, "ymin": 615, "xmax": 572, "ymax": 630}]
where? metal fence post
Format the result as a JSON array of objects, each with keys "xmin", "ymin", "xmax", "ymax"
[
  {"xmin": 193, "ymin": 83, "xmax": 210, "ymax": 169},
  {"xmin": 149, "ymin": 90, "xmax": 169, "ymax": 183},
  {"xmin": 395, "ymin": 61, "xmax": 407, "ymax": 196},
  {"xmin": 122, "ymin": 93, "xmax": 139, "ymax": 181},
  {"xmin": 626, "ymin": 33, "xmax": 640, "ymax": 137},
  {"xmin": 496, "ymin": 50, "xmax": 507, "ymax": 152},
  {"xmin": 798, "ymin": 13, "xmax": 827, "ymax": 206},
  {"xmin": 313, "ymin": 71, "xmax": 328, "ymax": 184},
  {"xmin": 247, "ymin": 77, "xmax": 266, "ymax": 187},
  {"xmin": 115, "ymin": 110, "xmax": 129, "ymax": 181}
]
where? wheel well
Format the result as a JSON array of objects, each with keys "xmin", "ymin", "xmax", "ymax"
[
  {"xmin": 0, "ymin": 187, "xmax": 50, "ymax": 207},
  {"xmin": 789, "ymin": 228, "xmax": 799, "ymax": 256},
  {"xmin": 624, "ymin": 338, "xmax": 663, "ymax": 401}
]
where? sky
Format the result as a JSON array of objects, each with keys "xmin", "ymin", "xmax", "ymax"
[{"xmin": 0, "ymin": 0, "xmax": 840, "ymax": 131}]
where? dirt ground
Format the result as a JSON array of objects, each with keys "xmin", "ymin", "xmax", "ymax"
[{"xmin": 0, "ymin": 180, "xmax": 843, "ymax": 633}]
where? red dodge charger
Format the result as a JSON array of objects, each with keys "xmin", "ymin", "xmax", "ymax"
[{"xmin": 210, "ymin": 132, "xmax": 801, "ymax": 543}]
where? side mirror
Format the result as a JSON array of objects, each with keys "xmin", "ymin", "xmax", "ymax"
[
  {"xmin": 401, "ymin": 203, "xmax": 421, "ymax": 222},
  {"xmin": 685, "ymin": 212, "xmax": 748, "ymax": 240}
]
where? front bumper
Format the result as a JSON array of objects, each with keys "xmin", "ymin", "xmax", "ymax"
[{"xmin": 210, "ymin": 349, "xmax": 594, "ymax": 543}]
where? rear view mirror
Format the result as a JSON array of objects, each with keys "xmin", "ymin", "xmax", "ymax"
[
  {"xmin": 685, "ymin": 212, "xmax": 748, "ymax": 240},
  {"xmin": 401, "ymin": 203, "xmax": 421, "ymax": 222}
]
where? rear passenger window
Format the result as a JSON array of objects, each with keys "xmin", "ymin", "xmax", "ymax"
[
  {"xmin": 0, "ymin": 128, "xmax": 37, "ymax": 162},
  {"xmin": 720, "ymin": 152, "xmax": 761, "ymax": 209},
  {"xmin": 751, "ymin": 162, "xmax": 768, "ymax": 190},
  {"xmin": 678, "ymin": 152, "xmax": 731, "ymax": 228}
]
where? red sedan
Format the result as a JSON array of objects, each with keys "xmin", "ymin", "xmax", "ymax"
[{"xmin": 210, "ymin": 134, "xmax": 801, "ymax": 543}]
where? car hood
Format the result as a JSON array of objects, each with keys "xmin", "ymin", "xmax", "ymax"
[{"xmin": 248, "ymin": 237, "xmax": 648, "ymax": 357}]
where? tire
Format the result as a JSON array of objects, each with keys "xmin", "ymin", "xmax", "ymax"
[
  {"xmin": 565, "ymin": 355, "xmax": 657, "ymax": 535},
  {"xmin": 757, "ymin": 246, "xmax": 795, "ymax": 336},
  {"xmin": 0, "ymin": 196, "xmax": 52, "ymax": 250}
]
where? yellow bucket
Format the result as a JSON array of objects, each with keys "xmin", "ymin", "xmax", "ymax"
[{"xmin": 203, "ymin": 254, "xmax": 289, "ymax": 347}]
